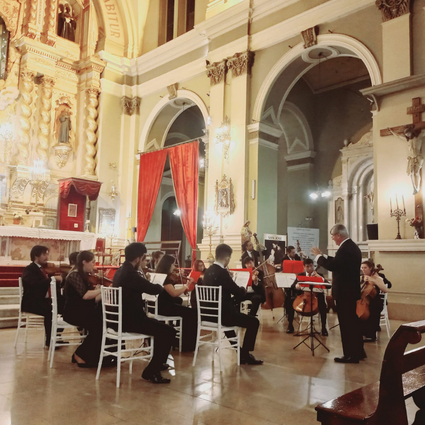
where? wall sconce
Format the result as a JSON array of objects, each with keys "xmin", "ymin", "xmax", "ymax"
[
  {"xmin": 309, "ymin": 187, "xmax": 331, "ymax": 200},
  {"xmin": 109, "ymin": 163, "xmax": 118, "ymax": 201},
  {"xmin": 214, "ymin": 116, "xmax": 232, "ymax": 160}
]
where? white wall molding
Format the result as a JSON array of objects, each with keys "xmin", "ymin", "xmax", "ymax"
[
  {"xmin": 250, "ymin": 139, "xmax": 279, "ymax": 151},
  {"xmin": 368, "ymin": 239, "xmax": 425, "ymax": 252},
  {"xmin": 287, "ymin": 163, "xmax": 314, "ymax": 171},
  {"xmin": 284, "ymin": 150, "xmax": 316, "ymax": 161}
]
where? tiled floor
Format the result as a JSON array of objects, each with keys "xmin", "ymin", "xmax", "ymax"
[{"xmin": 0, "ymin": 311, "xmax": 421, "ymax": 425}]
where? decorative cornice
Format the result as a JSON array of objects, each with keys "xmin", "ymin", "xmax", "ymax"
[
  {"xmin": 206, "ymin": 59, "xmax": 227, "ymax": 85},
  {"xmin": 376, "ymin": 0, "xmax": 410, "ymax": 22},
  {"xmin": 226, "ymin": 51, "xmax": 255, "ymax": 77},
  {"xmin": 121, "ymin": 96, "xmax": 141, "ymax": 116},
  {"xmin": 167, "ymin": 83, "xmax": 178, "ymax": 100},
  {"xmin": 301, "ymin": 26, "xmax": 318, "ymax": 49}
]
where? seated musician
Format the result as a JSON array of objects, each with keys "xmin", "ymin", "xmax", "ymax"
[
  {"xmin": 64, "ymin": 251, "xmax": 114, "ymax": 368},
  {"xmin": 22, "ymin": 245, "xmax": 64, "ymax": 348},
  {"xmin": 203, "ymin": 243, "xmax": 263, "ymax": 365},
  {"xmin": 156, "ymin": 255, "xmax": 198, "ymax": 352},
  {"xmin": 359, "ymin": 260, "xmax": 388, "ymax": 342},
  {"xmin": 241, "ymin": 240, "xmax": 261, "ymax": 267},
  {"xmin": 113, "ymin": 243, "xmax": 176, "ymax": 384},
  {"xmin": 282, "ymin": 245, "xmax": 301, "ymax": 263},
  {"xmin": 241, "ymin": 257, "xmax": 266, "ymax": 317},
  {"xmin": 190, "ymin": 259, "xmax": 205, "ymax": 309},
  {"xmin": 148, "ymin": 251, "xmax": 164, "ymax": 271},
  {"xmin": 287, "ymin": 259, "xmax": 328, "ymax": 336}
]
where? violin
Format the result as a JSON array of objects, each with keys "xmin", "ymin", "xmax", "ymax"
[
  {"xmin": 356, "ymin": 272, "xmax": 379, "ymax": 321},
  {"xmin": 87, "ymin": 270, "xmax": 113, "ymax": 288}
]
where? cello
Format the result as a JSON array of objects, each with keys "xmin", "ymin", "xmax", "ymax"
[
  {"xmin": 252, "ymin": 234, "xmax": 285, "ymax": 317},
  {"xmin": 356, "ymin": 275, "xmax": 379, "ymax": 321}
]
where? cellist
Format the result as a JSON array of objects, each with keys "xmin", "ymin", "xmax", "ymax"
[{"xmin": 358, "ymin": 260, "xmax": 388, "ymax": 342}]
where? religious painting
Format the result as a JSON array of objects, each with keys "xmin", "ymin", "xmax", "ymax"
[
  {"xmin": 68, "ymin": 203, "xmax": 77, "ymax": 218},
  {"xmin": 335, "ymin": 197, "xmax": 344, "ymax": 224},
  {"xmin": 215, "ymin": 175, "xmax": 235, "ymax": 217}
]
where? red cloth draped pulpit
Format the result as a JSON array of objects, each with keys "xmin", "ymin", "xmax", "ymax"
[{"xmin": 58, "ymin": 178, "xmax": 102, "ymax": 232}]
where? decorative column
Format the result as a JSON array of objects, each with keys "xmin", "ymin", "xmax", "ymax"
[
  {"xmin": 44, "ymin": 0, "xmax": 59, "ymax": 46},
  {"xmin": 25, "ymin": 0, "xmax": 44, "ymax": 41},
  {"xmin": 83, "ymin": 87, "xmax": 101, "ymax": 178},
  {"xmin": 17, "ymin": 70, "xmax": 35, "ymax": 165},
  {"xmin": 37, "ymin": 76, "xmax": 55, "ymax": 162}
]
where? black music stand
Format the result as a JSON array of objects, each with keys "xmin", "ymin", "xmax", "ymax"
[{"xmin": 293, "ymin": 283, "xmax": 330, "ymax": 356}]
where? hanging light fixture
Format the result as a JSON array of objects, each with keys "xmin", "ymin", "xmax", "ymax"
[{"xmin": 214, "ymin": 116, "xmax": 232, "ymax": 160}]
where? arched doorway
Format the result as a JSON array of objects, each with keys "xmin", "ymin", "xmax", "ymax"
[
  {"xmin": 253, "ymin": 35, "xmax": 381, "ymax": 249},
  {"xmin": 141, "ymin": 94, "xmax": 207, "ymax": 264}
]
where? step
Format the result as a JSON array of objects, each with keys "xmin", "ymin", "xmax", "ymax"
[
  {"xmin": 0, "ymin": 288, "xmax": 19, "ymax": 295},
  {"xmin": 0, "ymin": 295, "xmax": 20, "ymax": 305},
  {"xmin": 0, "ymin": 304, "xmax": 20, "ymax": 318},
  {"xmin": 0, "ymin": 279, "xmax": 19, "ymax": 287},
  {"xmin": 0, "ymin": 316, "xmax": 18, "ymax": 329}
]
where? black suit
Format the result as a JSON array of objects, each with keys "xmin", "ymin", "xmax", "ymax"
[
  {"xmin": 241, "ymin": 249, "xmax": 261, "ymax": 267},
  {"xmin": 282, "ymin": 254, "xmax": 302, "ymax": 325},
  {"xmin": 22, "ymin": 262, "xmax": 63, "ymax": 345},
  {"xmin": 203, "ymin": 264, "xmax": 260, "ymax": 355},
  {"xmin": 113, "ymin": 261, "xmax": 176, "ymax": 373},
  {"xmin": 282, "ymin": 254, "xmax": 301, "ymax": 263},
  {"xmin": 317, "ymin": 239, "xmax": 363, "ymax": 358}
]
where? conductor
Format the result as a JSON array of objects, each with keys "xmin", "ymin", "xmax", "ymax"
[{"xmin": 311, "ymin": 224, "xmax": 364, "ymax": 363}]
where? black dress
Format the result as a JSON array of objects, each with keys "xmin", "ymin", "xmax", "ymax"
[
  {"xmin": 158, "ymin": 276, "xmax": 197, "ymax": 352},
  {"xmin": 359, "ymin": 281, "xmax": 384, "ymax": 339},
  {"xmin": 63, "ymin": 271, "xmax": 103, "ymax": 364}
]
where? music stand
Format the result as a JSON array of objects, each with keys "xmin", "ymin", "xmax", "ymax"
[{"xmin": 293, "ymin": 279, "xmax": 331, "ymax": 356}]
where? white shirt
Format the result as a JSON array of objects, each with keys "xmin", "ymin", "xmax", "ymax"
[
  {"xmin": 214, "ymin": 261, "xmax": 225, "ymax": 269},
  {"xmin": 314, "ymin": 238, "xmax": 350, "ymax": 262}
]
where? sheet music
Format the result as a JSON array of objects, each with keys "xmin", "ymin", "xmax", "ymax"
[
  {"xmin": 275, "ymin": 273, "xmax": 297, "ymax": 288},
  {"xmin": 233, "ymin": 271, "xmax": 250, "ymax": 288},
  {"xmin": 149, "ymin": 273, "xmax": 167, "ymax": 285}
]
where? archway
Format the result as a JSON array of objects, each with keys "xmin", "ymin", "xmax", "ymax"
[{"xmin": 253, "ymin": 35, "xmax": 380, "ymax": 249}]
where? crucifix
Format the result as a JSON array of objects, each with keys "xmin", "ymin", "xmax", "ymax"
[{"xmin": 380, "ymin": 97, "xmax": 424, "ymax": 228}]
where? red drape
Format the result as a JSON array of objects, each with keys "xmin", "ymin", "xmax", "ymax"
[
  {"xmin": 137, "ymin": 150, "xmax": 168, "ymax": 242},
  {"xmin": 169, "ymin": 142, "xmax": 199, "ymax": 263},
  {"xmin": 58, "ymin": 178, "xmax": 102, "ymax": 201}
]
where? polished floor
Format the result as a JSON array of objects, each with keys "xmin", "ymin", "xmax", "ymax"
[{"xmin": 0, "ymin": 311, "xmax": 421, "ymax": 425}]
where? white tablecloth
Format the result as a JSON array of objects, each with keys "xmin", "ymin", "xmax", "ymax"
[{"xmin": 0, "ymin": 226, "xmax": 97, "ymax": 250}]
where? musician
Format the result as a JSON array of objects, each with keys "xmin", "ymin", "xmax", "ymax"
[
  {"xmin": 282, "ymin": 246, "xmax": 301, "ymax": 263},
  {"xmin": 269, "ymin": 243, "xmax": 285, "ymax": 266},
  {"xmin": 190, "ymin": 259, "xmax": 205, "ymax": 309},
  {"xmin": 113, "ymin": 243, "xmax": 176, "ymax": 384},
  {"xmin": 22, "ymin": 245, "xmax": 64, "ymax": 348},
  {"xmin": 312, "ymin": 224, "xmax": 364, "ymax": 364},
  {"xmin": 156, "ymin": 254, "xmax": 198, "ymax": 352},
  {"xmin": 241, "ymin": 257, "xmax": 266, "ymax": 317},
  {"xmin": 359, "ymin": 260, "xmax": 388, "ymax": 342},
  {"xmin": 241, "ymin": 240, "xmax": 261, "ymax": 267},
  {"xmin": 64, "ymin": 251, "xmax": 114, "ymax": 368},
  {"xmin": 148, "ymin": 251, "xmax": 164, "ymax": 271},
  {"xmin": 287, "ymin": 259, "xmax": 328, "ymax": 336},
  {"xmin": 203, "ymin": 244, "xmax": 263, "ymax": 365}
]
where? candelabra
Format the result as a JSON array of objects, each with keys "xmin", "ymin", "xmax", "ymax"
[
  {"xmin": 203, "ymin": 211, "xmax": 218, "ymax": 263},
  {"xmin": 390, "ymin": 194, "xmax": 406, "ymax": 239},
  {"xmin": 214, "ymin": 116, "xmax": 231, "ymax": 161}
]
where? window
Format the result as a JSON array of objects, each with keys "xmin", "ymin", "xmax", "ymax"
[
  {"xmin": 161, "ymin": 0, "xmax": 196, "ymax": 45},
  {"xmin": 186, "ymin": 0, "xmax": 195, "ymax": 32},
  {"xmin": 166, "ymin": 0, "xmax": 175, "ymax": 43}
]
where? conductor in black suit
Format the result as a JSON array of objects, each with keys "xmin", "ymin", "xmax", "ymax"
[
  {"xmin": 203, "ymin": 244, "xmax": 263, "ymax": 365},
  {"xmin": 22, "ymin": 245, "xmax": 64, "ymax": 347},
  {"xmin": 312, "ymin": 224, "xmax": 364, "ymax": 363},
  {"xmin": 241, "ymin": 240, "xmax": 261, "ymax": 267}
]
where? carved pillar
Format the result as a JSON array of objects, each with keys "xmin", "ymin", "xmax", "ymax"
[
  {"xmin": 44, "ymin": 0, "xmax": 59, "ymax": 46},
  {"xmin": 226, "ymin": 51, "xmax": 255, "ymax": 78},
  {"xmin": 83, "ymin": 87, "xmax": 100, "ymax": 178},
  {"xmin": 121, "ymin": 96, "xmax": 141, "ymax": 116},
  {"xmin": 17, "ymin": 70, "xmax": 35, "ymax": 166},
  {"xmin": 206, "ymin": 60, "xmax": 227, "ymax": 86},
  {"xmin": 25, "ymin": 0, "xmax": 44, "ymax": 40},
  {"xmin": 37, "ymin": 76, "xmax": 55, "ymax": 162}
]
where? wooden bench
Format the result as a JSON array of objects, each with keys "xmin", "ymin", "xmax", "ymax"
[{"xmin": 316, "ymin": 320, "xmax": 425, "ymax": 425}]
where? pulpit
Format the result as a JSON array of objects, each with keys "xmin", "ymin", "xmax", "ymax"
[{"xmin": 58, "ymin": 177, "xmax": 102, "ymax": 232}]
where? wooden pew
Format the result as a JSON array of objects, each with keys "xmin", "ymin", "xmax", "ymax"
[{"xmin": 316, "ymin": 320, "xmax": 425, "ymax": 425}]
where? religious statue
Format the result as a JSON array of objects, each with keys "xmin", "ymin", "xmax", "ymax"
[
  {"xmin": 58, "ymin": 3, "xmax": 76, "ymax": 42},
  {"xmin": 388, "ymin": 125, "xmax": 424, "ymax": 195},
  {"xmin": 241, "ymin": 221, "xmax": 252, "ymax": 247},
  {"xmin": 58, "ymin": 110, "xmax": 71, "ymax": 144},
  {"xmin": 219, "ymin": 188, "xmax": 229, "ymax": 208}
]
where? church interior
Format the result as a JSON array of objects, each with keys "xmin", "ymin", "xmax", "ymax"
[{"xmin": 0, "ymin": 0, "xmax": 425, "ymax": 424}]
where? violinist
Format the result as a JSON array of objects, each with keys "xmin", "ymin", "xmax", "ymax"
[
  {"xmin": 156, "ymin": 254, "xmax": 198, "ymax": 352},
  {"xmin": 148, "ymin": 251, "xmax": 164, "ymax": 271},
  {"xmin": 358, "ymin": 260, "xmax": 388, "ymax": 342},
  {"xmin": 21, "ymin": 245, "xmax": 64, "ymax": 348},
  {"xmin": 64, "ymin": 251, "xmax": 115, "ymax": 368},
  {"xmin": 241, "ymin": 240, "xmax": 261, "ymax": 267},
  {"xmin": 242, "ymin": 257, "xmax": 266, "ymax": 317},
  {"xmin": 289, "ymin": 259, "xmax": 328, "ymax": 336},
  {"xmin": 190, "ymin": 259, "xmax": 205, "ymax": 309}
]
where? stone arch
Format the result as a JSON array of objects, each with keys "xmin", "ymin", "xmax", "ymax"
[
  {"xmin": 252, "ymin": 34, "xmax": 382, "ymax": 123},
  {"xmin": 139, "ymin": 89, "xmax": 209, "ymax": 152}
]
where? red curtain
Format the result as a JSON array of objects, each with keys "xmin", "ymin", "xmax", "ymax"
[
  {"xmin": 58, "ymin": 178, "xmax": 102, "ymax": 201},
  {"xmin": 169, "ymin": 142, "xmax": 199, "ymax": 263},
  {"xmin": 137, "ymin": 150, "xmax": 168, "ymax": 242}
]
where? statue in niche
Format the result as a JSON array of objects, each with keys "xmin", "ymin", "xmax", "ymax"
[
  {"xmin": 335, "ymin": 197, "xmax": 344, "ymax": 224},
  {"xmin": 388, "ymin": 125, "xmax": 424, "ymax": 195},
  {"xmin": 58, "ymin": 3, "xmax": 76, "ymax": 42},
  {"xmin": 57, "ymin": 110, "xmax": 71, "ymax": 144}
]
